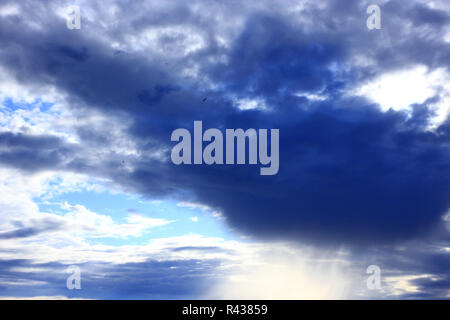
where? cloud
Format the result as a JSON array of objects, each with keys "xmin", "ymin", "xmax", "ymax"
[
  {"xmin": 0, "ymin": 132, "xmax": 73, "ymax": 171},
  {"xmin": 0, "ymin": 0, "xmax": 449, "ymax": 298},
  {"xmin": 0, "ymin": 164, "xmax": 447, "ymax": 299},
  {"xmin": 0, "ymin": 258, "xmax": 220, "ymax": 299},
  {"xmin": 61, "ymin": 202, "xmax": 173, "ymax": 238},
  {"xmin": 209, "ymin": 243, "xmax": 354, "ymax": 299},
  {"xmin": 0, "ymin": 219, "xmax": 63, "ymax": 240},
  {"xmin": 0, "ymin": 0, "xmax": 449, "ymax": 247}
]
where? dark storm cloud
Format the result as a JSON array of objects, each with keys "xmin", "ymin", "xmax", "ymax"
[
  {"xmin": 129, "ymin": 102, "xmax": 450, "ymax": 245},
  {"xmin": 206, "ymin": 16, "xmax": 346, "ymax": 97},
  {"xmin": 0, "ymin": 132, "xmax": 74, "ymax": 171},
  {"xmin": 0, "ymin": 0, "xmax": 449, "ymax": 247}
]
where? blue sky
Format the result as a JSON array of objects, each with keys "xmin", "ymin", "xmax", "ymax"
[
  {"xmin": 0, "ymin": 0, "xmax": 449, "ymax": 299},
  {"xmin": 37, "ymin": 190, "xmax": 236, "ymax": 245}
]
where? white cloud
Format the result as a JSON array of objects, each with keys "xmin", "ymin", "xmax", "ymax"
[
  {"xmin": 236, "ymin": 97, "xmax": 267, "ymax": 111},
  {"xmin": 0, "ymin": 3, "xmax": 20, "ymax": 17},
  {"xmin": 354, "ymin": 65, "xmax": 450, "ymax": 127},
  {"xmin": 294, "ymin": 91, "xmax": 328, "ymax": 102},
  {"xmin": 0, "ymin": 279, "xmax": 47, "ymax": 286},
  {"xmin": 62, "ymin": 202, "xmax": 173, "ymax": 238},
  {"xmin": 177, "ymin": 201, "xmax": 223, "ymax": 219}
]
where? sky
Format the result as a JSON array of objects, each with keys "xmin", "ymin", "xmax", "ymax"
[{"xmin": 0, "ymin": 0, "xmax": 449, "ymax": 299}]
